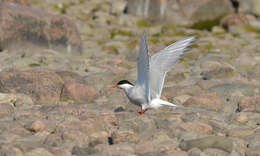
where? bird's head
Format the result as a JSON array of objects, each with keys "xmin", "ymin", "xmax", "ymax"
[{"xmin": 111, "ymin": 80, "xmax": 134, "ymax": 89}]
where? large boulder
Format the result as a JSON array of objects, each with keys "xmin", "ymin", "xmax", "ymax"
[
  {"xmin": 0, "ymin": 1, "xmax": 82, "ymax": 53},
  {"xmin": 126, "ymin": 0, "xmax": 234, "ymax": 27},
  {"xmin": 0, "ymin": 69, "xmax": 98, "ymax": 105},
  {"xmin": 239, "ymin": 0, "xmax": 260, "ymax": 16}
]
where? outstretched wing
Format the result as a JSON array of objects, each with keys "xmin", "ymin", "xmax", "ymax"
[
  {"xmin": 136, "ymin": 32, "xmax": 150, "ymax": 102},
  {"xmin": 150, "ymin": 36, "xmax": 197, "ymax": 99}
]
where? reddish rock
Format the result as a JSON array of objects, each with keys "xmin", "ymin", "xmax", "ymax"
[
  {"xmin": 183, "ymin": 92, "xmax": 225, "ymax": 111},
  {"xmin": 25, "ymin": 120, "xmax": 45, "ymax": 133},
  {"xmin": 0, "ymin": 69, "xmax": 98, "ymax": 105},
  {"xmin": 0, "ymin": 69, "xmax": 63, "ymax": 105},
  {"xmin": 61, "ymin": 82, "xmax": 99, "ymax": 103},
  {"xmin": 221, "ymin": 13, "xmax": 249, "ymax": 29},
  {"xmin": 179, "ymin": 122, "xmax": 213, "ymax": 135},
  {"xmin": 0, "ymin": 2, "xmax": 81, "ymax": 53},
  {"xmin": 239, "ymin": 95, "xmax": 260, "ymax": 112}
]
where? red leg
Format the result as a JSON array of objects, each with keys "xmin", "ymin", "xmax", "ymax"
[{"xmin": 139, "ymin": 109, "xmax": 145, "ymax": 115}]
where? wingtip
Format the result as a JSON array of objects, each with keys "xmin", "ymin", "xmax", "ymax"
[
  {"xmin": 191, "ymin": 35, "xmax": 199, "ymax": 41},
  {"xmin": 142, "ymin": 31, "xmax": 146, "ymax": 38}
]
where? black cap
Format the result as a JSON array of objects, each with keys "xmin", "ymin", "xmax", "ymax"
[{"xmin": 117, "ymin": 80, "xmax": 133, "ymax": 86}]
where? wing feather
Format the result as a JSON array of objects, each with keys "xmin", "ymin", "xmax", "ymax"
[
  {"xmin": 150, "ymin": 36, "xmax": 197, "ymax": 99},
  {"xmin": 136, "ymin": 32, "xmax": 150, "ymax": 102}
]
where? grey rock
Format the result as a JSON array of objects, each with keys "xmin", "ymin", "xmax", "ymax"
[
  {"xmin": 126, "ymin": 0, "xmax": 234, "ymax": 27},
  {"xmin": 239, "ymin": 0, "xmax": 260, "ymax": 16},
  {"xmin": 0, "ymin": 2, "xmax": 82, "ymax": 53},
  {"xmin": 209, "ymin": 83, "xmax": 259, "ymax": 98},
  {"xmin": 246, "ymin": 146, "xmax": 260, "ymax": 156},
  {"xmin": 71, "ymin": 146, "xmax": 97, "ymax": 156},
  {"xmin": 179, "ymin": 136, "xmax": 233, "ymax": 153},
  {"xmin": 202, "ymin": 148, "xmax": 229, "ymax": 156},
  {"xmin": 25, "ymin": 148, "xmax": 53, "ymax": 156}
]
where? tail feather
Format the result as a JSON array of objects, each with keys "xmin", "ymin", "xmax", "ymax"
[
  {"xmin": 151, "ymin": 99, "xmax": 177, "ymax": 107},
  {"xmin": 159, "ymin": 99, "xmax": 177, "ymax": 107},
  {"xmin": 151, "ymin": 99, "xmax": 213, "ymax": 113}
]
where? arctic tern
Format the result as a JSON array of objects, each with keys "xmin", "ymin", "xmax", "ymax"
[{"xmin": 112, "ymin": 32, "xmax": 197, "ymax": 115}]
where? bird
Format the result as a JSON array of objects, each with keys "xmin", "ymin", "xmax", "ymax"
[{"xmin": 112, "ymin": 32, "xmax": 197, "ymax": 115}]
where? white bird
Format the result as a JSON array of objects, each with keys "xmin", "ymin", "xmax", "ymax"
[{"xmin": 112, "ymin": 32, "xmax": 197, "ymax": 115}]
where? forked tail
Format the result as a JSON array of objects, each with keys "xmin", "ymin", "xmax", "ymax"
[
  {"xmin": 159, "ymin": 99, "xmax": 177, "ymax": 107},
  {"xmin": 151, "ymin": 99, "xmax": 177, "ymax": 107},
  {"xmin": 152, "ymin": 99, "xmax": 213, "ymax": 113}
]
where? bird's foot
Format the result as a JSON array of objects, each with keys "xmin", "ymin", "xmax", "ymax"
[{"xmin": 139, "ymin": 109, "xmax": 146, "ymax": 115}]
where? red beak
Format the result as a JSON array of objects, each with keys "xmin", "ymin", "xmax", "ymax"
[{"xmin": 111, "ymin": 85, "xmax": 119, "ymax": 88}]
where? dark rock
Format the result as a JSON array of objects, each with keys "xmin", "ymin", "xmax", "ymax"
[
  {"xmin": 114, "ymin": 106, "xmax": 125, "ymax": 112},
  {"xmin": 0, "ymin": 2, "xmax": 82, "ymax": 53},
  {"xmin": 179, "ymin": 136, "xmax": 233, "ymax": 153}
]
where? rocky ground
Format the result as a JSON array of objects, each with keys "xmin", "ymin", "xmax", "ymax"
[{"xmin": 0, "ymin": 0, "xmax": 260, "ymax": 155}]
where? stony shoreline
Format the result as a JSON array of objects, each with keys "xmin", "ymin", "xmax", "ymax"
[{"xmin": 0, "ymin": 0, "xmax": 260, "ymax": 155}]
